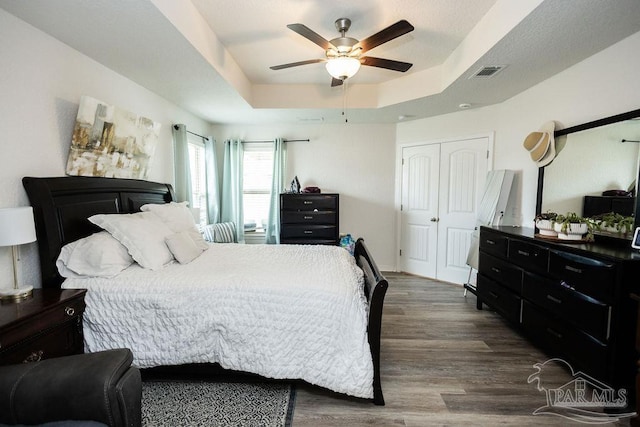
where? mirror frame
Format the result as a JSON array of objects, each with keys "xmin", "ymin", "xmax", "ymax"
[{"xmin": 535, "ymin": 107, "xmax": 640, "ymax": 232}]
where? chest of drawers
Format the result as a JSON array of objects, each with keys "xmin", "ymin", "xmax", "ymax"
[
  {"xmin": 280, "ymin": 193, "xmax": 339, "ymax": 245},
  {"xmin": 0, "ymin": 289, "xmax": 86, "ymax": 365},
  {"xmin": 477, "ymin": 226, "xmax": 640, "ymax": 393}
]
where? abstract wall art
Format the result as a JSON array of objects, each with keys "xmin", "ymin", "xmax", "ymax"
[{"xmin": 65, "ymin": 96, "xmax": 161, "ymax": 179}]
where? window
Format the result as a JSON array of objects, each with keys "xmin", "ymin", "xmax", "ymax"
[
  {"xmin": 187, "ymin": 135, "xmax": 207, "ymax": 226},
  {"xmin": 243, "ymin": 143, "xmax": 273, "ymax": 232}
]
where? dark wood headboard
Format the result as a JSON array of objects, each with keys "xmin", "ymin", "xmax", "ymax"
[{"xmin": 22, "ymin": 176, "xmax": 175, "ymax": 289}]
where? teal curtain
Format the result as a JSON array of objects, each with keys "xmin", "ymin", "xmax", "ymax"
[
  {"xmin": 172, "ymin": 124, "xmax": 192, "ymax": 204},
  {"xmin": 265, "ymin": 138, "xmax": 287, "ymax": 244},
  {"xmin": 204, "ymin": 136, "xmax": 220, "ymax": 224},
  {"xmin": 221, "ymin": 139, "xmax": 244, "ymax": 243}
]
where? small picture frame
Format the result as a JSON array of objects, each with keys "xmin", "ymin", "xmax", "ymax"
[{"xmin": 632, "ymin": 227, "xmax": 640, "ymax": 250}]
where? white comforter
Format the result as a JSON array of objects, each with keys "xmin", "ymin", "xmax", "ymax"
[{"xmin": 62, "ymin": 243, "xmax": 374, "ymax": 398}]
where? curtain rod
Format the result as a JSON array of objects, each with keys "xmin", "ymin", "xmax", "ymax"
[
  {"xmin": 173, "ymin": 126, "xmax": 309, "ymax": 143},
  {"xmin": 173, "ymin": 125, "xmax": 207, "ymax": 139},
  {"xmin": 187, "ymin": 130, "xmax": 206, "ymax": 139},
  {"xmin": 243, "ymin": 139, "xmax": 309, "ymax": 143}
]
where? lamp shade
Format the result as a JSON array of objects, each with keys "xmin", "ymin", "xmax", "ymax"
[
  {"xmin": 325, "ymin": 57, "xmax": 361, "ymax": 80},
  {"xmin": 0, "ymin": 207, "xmax": 37, "ymax": 246}
]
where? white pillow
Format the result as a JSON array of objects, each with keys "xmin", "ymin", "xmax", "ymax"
[
  {"xmin": 89, "ymin": 212, "xmax": 174, "ymax": 270},
  {"xmin": 57, "ymin": 231, "xmax": 134, "ymax": 278},
  {"xmin": 140, "ymin": 202, "xmax": 208, "ymax": 250},
  {"xmin": 166, "ymin": 231, "xmax": 206, "ymax": 264}
]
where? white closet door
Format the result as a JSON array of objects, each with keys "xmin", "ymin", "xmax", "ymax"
[
  {"xmin": 399, "ymin": 144, "xmax": 440, "ymax": 278},
  {"xmin": 436, "ymin": 138, "xmax": 488, "ymax": 284},
  {"xmin": 399, "ymin": 137, "xmax": 488, "ymax": 284}
]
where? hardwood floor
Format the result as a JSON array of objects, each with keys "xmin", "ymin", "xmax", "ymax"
[{"xmin": 292, "ymin": 272, "xmax": 634, "ymax": 426}]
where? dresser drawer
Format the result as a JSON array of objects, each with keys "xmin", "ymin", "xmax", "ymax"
[
  {"xmin": 281, "ymin": 211, "xmax": 336, "ymax": 224},
  {"xmin": 0, "ymin": 319, "xmax": 83, "ymax": 365},
  {"xmin": 477, "ymin": 274, "xmax": 521, "ymax": 323},
  {"xmin": 479, "ymin": 252, "xmax": 523, "ymax": 294},
  {"xmin": 280, "ymin": 224, "xmax": 337, "ymax": 239},
  {"xmin": 479, "ymin": 229, "xmax": 508, "ymax": 258},
  {"xmin": 0, "ymin": 295, "xmax": 85, "ymax": 350},
  {"xmin": 522, "ymin": 301, "xmax": 608, "ymax": 378},
  {"xmin": 508, "ymin": 239, "xmax": 548, "ymax": 273},
  {"xmin": 280, "ymin": 194, "xmax": 337, "ymax": 210},
  {"xmin": 522, "ymin": 272, "xmax": 610, "ymax": 342},
  {"xmin": 548, "ymin": 250, "xmax": 616, "ymax": 302}
]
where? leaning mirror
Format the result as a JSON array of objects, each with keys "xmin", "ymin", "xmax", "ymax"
[{"xmin": 536, "ymin": 108, "xmax": 640, "ymax": 239}]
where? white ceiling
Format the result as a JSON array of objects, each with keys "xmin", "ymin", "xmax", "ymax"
[{"xmin": 1, "ymin": 0, "xmax": 640, "ymax": 125}]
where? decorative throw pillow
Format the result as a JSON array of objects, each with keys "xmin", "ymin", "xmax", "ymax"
[
  {"xmin": 89, "ymin": 212, "xmax": 175, "ymax": 270},
  {"xmin": 166, "ymin": 231, "xmax": 206, "ymax": 264},
  {"xmin": 202, "ymin": 222, "xmax": 236, "ymax": 243},
  {"xmin": 56, "ymin": 231, "xmax": 134, "ymax": 278},
  {"xmin": 140, "ymin": 202, "xmax": 208, "ymax": 250}
]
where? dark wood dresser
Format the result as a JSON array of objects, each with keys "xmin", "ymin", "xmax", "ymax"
[
  {"xmin": 280, "ymin": 193, "xmax": 339, "ymax": 245},
  {"xmin": 477, "ymin": 225, "xmax": 640, "ymax": 398},
  {"xmin": 583, "ymin": 195, "xmax": 635, "ymax": 217},
  {"xmin": 0, "ymin": 289, "xmax": 86, "ymax": 365}
]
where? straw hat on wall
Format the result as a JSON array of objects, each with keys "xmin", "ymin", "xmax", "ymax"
[{"xmin": 523, "ymin": 121, "xmax": 556, "ymax": 167}]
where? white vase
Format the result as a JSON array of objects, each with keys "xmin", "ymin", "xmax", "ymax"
[
  {"xmin": 553, "ymin": 222, "xmax": 588, "ymax": 240},
  {"xmin": 535, "ymin": 219, "xmax": 557, "ymax": 237}
]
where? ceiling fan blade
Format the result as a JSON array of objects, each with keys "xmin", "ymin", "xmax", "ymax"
[
  {"xmin": 360, "ymin": 56, "xmax": 413, "ymax": 72},
  {"xmin": 287, "ymin": 23, "xmax": 335, "ymax": 50},
  {"xmin": 270, "ymin": 58, "xmax": 325, "ymax": 70},
  {"xmin": 355, "ymin": 20, "xmax": 414, "ymax": 54},
  {"xmin": 331, "ymin": 78, "xmax": 344, "ymax": 87}
]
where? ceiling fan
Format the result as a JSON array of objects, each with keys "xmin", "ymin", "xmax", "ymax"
[{"xmin": 270, "ymin": 18, "xmax": 414, "ymax": 87}]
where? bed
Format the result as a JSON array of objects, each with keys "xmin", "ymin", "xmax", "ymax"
[{"xmin": 22, "ymin": 176, "xmax": 389, "ymax": 405}]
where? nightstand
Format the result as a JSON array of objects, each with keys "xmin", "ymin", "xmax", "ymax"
[{"xmin": 0, "ymin": 289, "xmax": 86, "ymax": 365}]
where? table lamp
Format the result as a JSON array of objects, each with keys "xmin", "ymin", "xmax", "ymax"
[{"xmin": 0, "ymin": 207, "xmax": 37, "ymax": 301}]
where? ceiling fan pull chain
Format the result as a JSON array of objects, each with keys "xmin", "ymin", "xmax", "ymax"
[{"xmin": 343, "ymin": 80, "xmax": 348, "ymax": 123}]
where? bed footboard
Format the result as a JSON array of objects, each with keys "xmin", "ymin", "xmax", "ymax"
[{"xmin": 354, "ymin": 238, "xmax": 388, "ymax": 406}]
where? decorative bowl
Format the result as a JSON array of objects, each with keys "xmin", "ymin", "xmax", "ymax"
[
  {"xmin": 554, "ymin": 222, "xmax": 588, "ymax": 240},
  {"xmin": 535, "ymin": 219, "xmax": 557, "ymax": 237}
]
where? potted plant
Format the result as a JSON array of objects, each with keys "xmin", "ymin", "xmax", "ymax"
[
  {"xmin": 534, "ymin": 211, "xmax": 558, "ymax": 236},
  {"xmin": 593, "ymin": 212, "xmax": 635, "ymax": 235},
  {"xmin": 553, "ymin": 212, "xmax": 596, "ymax": 241}
]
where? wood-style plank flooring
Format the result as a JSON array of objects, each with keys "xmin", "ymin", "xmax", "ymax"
[{"xmin": 292, "ymin": 272, "xmax": 634, "ymax": 426}]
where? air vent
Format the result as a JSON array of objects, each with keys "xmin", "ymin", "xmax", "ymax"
[{"xmin": 469, "ymin": 66, "xmax": 506, "ymax": 79}]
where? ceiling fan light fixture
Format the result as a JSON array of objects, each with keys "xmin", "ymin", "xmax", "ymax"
[{"xmin": 325, "ymin": 57, "xmax": 361, "ymax": 80}]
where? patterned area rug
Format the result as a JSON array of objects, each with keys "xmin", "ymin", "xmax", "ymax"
[{"xmin": 141, "ymin": 381, "xmax": 296, "ymax": 427}]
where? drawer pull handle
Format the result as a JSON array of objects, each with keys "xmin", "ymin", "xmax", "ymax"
[
  {"xmin": 65, "ymin": 307, "xmax": 75, "ymax": 317},
  {"xmin": 303, "ymin": 201, "xmax": 313, "ymax": 205},
  {"xmin": 491, "ymin": 267, "xmax": 501, "ymax": 274},
  {"xmin": 546, "ymin": 295, "xmax": 562, "ymax": 304},
  {"xmin": 304, "ymin": 230, "xmax": 313, "ymax": 234},
  {"xmin": 489, "ymin": 291, "xmax": 499, "ymax": 299},
  {"xmin": 546, "ymin": 328, "xmax": 563, "ymax": 339},
  {"xmin": 23, "ymin": 350, "xmax": 44, "ymax": 363},
  {"xmin": 303, "ymin": 216, "xmax": 313, "ymax": 220},
  {"xmin": 486, "ymin": 239, "xmax": 496, "ymax": 245},
  {"xmin": 560, "ymin": 280, "xmax": 575, "ymax": 291},
  {"xmin": 517, "ymin": 250, "xmax": 530, "ymax": 257},
  {"xmin": 565, "ymin": 265, "xmax": 583, "ymax": 274}
]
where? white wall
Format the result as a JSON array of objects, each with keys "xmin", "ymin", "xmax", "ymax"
[
  {"xmin": 211, "ymin": 123, "xmax": 397, "ymax": 270},
  {"xmin": 0, "ymin": 9, "xmax": 211, "ymax": 289},
  {"xmin": 397, "ymin": 31, "xmax": 640, "ymax": 228}
]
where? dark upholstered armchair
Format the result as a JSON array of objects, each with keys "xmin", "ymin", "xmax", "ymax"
[{"xmin": 0, "ymin": 349, "xmax": 141, "ymax": 427}]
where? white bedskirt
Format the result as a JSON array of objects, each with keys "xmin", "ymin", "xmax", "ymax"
[{"xmin": 62, "ymin": 243, "xmax": 374, "ymax": 398}]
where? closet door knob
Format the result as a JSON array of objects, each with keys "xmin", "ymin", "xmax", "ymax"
[{"xmin": 430, "ymin": 217, "xmax": 439, "ymax": 222}]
